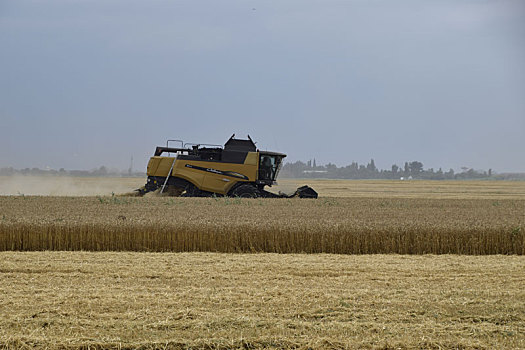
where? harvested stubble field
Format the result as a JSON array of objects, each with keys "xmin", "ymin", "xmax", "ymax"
[{"xmin": 0, "ymin": 252, "xmax": 524, "ymax": 349}]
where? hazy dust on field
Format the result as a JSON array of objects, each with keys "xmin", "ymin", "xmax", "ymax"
[
  {"xmin": 0, "ymin": 176, "xmax": 143, "ymax": 196},
  {"xmin": 0, "ymin": 252, "xmax": 523, "ymax": 349},
  {"xmin": 1, "ymin": 176, "xmax": 525, "ymax": 199}
]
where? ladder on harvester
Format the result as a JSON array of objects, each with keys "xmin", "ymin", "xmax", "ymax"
[{"xmin": 160, "ymin": 157, "xmax": 177, "ymax": 194}]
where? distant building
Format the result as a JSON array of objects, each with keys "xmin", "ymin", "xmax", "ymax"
[{"xmin": 303, "ymin": 170, "xmax": 328, "ymax": 174}]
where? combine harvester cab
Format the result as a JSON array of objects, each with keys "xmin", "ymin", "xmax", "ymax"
[{"xmin": 137, "ymin": 134, "xmax": 318, "ymax": 198}]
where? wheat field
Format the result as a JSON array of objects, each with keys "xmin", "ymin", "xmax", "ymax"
[
  {"xmin": 0, "ymin": 195, "xmax": 523, "ymax": 254},
  {"xmin": 1, "ymin": 179, "xmax": 525, "ymax": 349}
]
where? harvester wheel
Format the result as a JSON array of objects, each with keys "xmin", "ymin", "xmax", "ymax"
[{"xmin": 231, "ymin": 184, "xmax": 261, "ymax": 198}]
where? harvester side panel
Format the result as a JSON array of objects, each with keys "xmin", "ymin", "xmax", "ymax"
[
  {"xmin": 200, "ymin": 162, "xmax": 257, "ymax": 195},
  {"xmin": 148, "ymin": 157, "xmax": 256, "ymax": 195},
  {"xmin": 172, "ymin": 160, "xmax": 206, "ymax": 189},
  {"xmin": 147, "ymin": 157, "xmax": 175, "ymax": 177}
]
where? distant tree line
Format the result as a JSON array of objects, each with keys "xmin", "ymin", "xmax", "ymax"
[
  {"xmin": 1, "ymin": 162, "xmax": 524, "ymax": 181},
  {"xmin": 280, "ymin": 159, "xmax": 523, "ymax": 180}
]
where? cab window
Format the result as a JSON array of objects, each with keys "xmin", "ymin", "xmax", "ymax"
[{"xmin": 259, "ymin": 155, "xmax": 281, "ymax": 181}]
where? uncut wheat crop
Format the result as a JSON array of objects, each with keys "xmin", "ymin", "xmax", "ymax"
[{"xmin": 0, "ymin": 195, "xmax": 523, "ymax": 254}]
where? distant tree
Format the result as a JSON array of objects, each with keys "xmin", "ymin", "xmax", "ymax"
[
  {"xmin": 409, "ymin": 161, "xmax": 423, "ymax": 175},
  {"xmin": 95, "ymin": 166, "xmax": 108, "ymax": 176},
  {"xmin": 326, "ymin": 162, "xmax": 337, "ymax": 170},
  {"xmin": 367, "ymin": 159, "xmax": 377, "ymax": 173},
  {"xmin": 391, "ymin": 164, "xmax": 399, "ymax": 175}
]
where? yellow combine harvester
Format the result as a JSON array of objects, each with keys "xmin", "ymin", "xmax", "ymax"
[{"xmin": 138, "ymin": 134, "xmax": 318, "ymax": 198}]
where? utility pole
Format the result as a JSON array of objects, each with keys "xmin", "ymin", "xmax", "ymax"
[{"xmin": 128, "ymin": 156, "xmax": 133, "ymax": 175}]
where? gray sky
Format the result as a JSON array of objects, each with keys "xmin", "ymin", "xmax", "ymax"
[{"xmin": 1, "ymin": 0, "xmax": 524, "ymax": 173}]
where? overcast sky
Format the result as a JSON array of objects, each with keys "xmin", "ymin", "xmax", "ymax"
[{"xmin": 1, "ymin": 0, "xmax": 524, "ymax": 173}]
